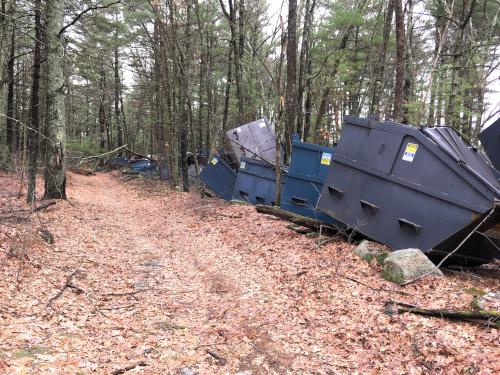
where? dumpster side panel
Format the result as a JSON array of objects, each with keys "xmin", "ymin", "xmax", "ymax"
[
  {"xmin": 281, "ymin": 140, "xmax": 339, "ymax": 224},
  {"xmin": 318, "ymin": 116, "xmax": 499, "ymax": 264},
  {"xmin": 200, "ymin": 156, "xmax": 237, "ymax": 201},
  {"xmin": 281, "ymin": 174, "xmax": 339, "ymax": 224},
  {"xmin": 479, "ymin": 117, "xmax": 500, "ymax": 172},
  {"xmin": 232, "ymin": 157, "xmax": 277, "ymax": 205},
  {"xmin": 287, "ymin": 141, "xmax": 335, "ymax": 179}
]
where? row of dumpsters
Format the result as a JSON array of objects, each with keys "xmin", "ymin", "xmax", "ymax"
[{"xmin": 200, "ymin": 115, "xmax": 500, "ymax": 267}]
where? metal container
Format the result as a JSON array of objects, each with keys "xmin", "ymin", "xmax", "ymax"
[
  {"xmin": 281, "ymin": 139, "xmax": 340, "ymax": 224},
  {"xmin": 130, "ymin": 159, "xmax": 153, "ymax": 172},
  {"xmin": 317, "ymin": 116, "xmax": 500, "ymax": 265},
  {"xmin": 199, "ymin": 155, "xmax": 237, "ymax": 201},
  {"xmin": 479, "ymin": 117, "xmax": 500, "ymax": 172},
  {"xmin": 225, "ymin": 118, "xmax": 279, "ymax": 166},
  {"xmin": 232, "ymin": 157, "xmax": 278, "ymax": 205}
]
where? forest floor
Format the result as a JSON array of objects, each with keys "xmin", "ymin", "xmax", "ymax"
[{"xmin": 0, "ymin": 170, "xmax": 499, "ymax": 375}]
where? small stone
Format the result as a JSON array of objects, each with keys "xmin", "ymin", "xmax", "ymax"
[
  {"xmin": 38, "ymin": 228, "xmax": 54, "ymax": 244},
  {"xmin": 353, "ymin": 240, "xmax": 390, "ymax": 265},
  {"xmin": 382, "ymin": 248, "xmax": 443, "ymax": 284},
  {"xmin": 477, "ymin": 292, "xmax": 500, "ymax": 311},
  {"xmin": 175, "ymin": 186, "xmax": 183, "ymax": 192},
  {"xmin": 178, "ymin": 367, "xmax": 194, "ymax": 375}
]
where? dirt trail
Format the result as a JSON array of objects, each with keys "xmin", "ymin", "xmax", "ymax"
[{"xmin": 1, "ymin": 172, "xmax": 499, "ymax": 374}]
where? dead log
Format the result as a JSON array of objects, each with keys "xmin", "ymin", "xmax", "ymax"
[
  {"xmin": 286, "ymin": 225, "xmax": 316, "ymax": 235},
  {"xmin": 33, "ymin": 200, "xmax": 56, "ymax": 212},
  {"xmin": 206, "ymin": 350, "xmax": 227, "ymax": 366},
  {"xmin": 255, "ymin": 204, "xmax": 339, "ymax": 232},
  {"xmin": 77, "ymin": 144, "xmax": 128, "ymax": 166},
  {"xmin": 386, "ymin": 301, "xmax": 499, "ymax": 327},
  {"xmin": 111, "ymin": 361, "xmax": 148, "ymax": 375}
]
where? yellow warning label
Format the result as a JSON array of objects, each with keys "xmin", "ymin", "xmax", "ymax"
[
  {"xmin": 321, "ymin": 152, "xmax": 332, "ymax": 165},
  {"xmin": 211, "ymin": 157, "xmax": 218, "ymax": 165},
  {"xmin": 402, "ymin": 143, "xmax": 418, "ymax": 162}
]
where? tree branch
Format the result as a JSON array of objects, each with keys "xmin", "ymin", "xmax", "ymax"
[{"xmin": 58, "ymin": 0, "xmax": 122, "ymax": 37}]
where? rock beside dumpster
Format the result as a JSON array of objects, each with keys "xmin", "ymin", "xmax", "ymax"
[
  {"xmin": 477, "ymin": 291, "xmax": 500, "ymax": 311},
  {"xmin": 177, "ymin": 367, "xmax": 194, "ymax": 375},
  {"xmin": 382, "ymin": 248, "xmax": 443, "ymax": 284},
  {"xmin": 353, "ymin": 240, "xmax": 390, "ymax": 265}
]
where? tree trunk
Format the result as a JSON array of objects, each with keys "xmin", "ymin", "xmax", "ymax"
[
  {"xmin": 114, "ymin": 44, "xmax": 123, "ymax": 155},
  {"xmin": 285, "ymin": 0, "xmax": 298, "ymax": 163},
  {"xmin": 6, "ymin": 16, "xmax": 15, "ymax": 152},
  {"xmin": 296, "ymin": 0, "xmax": 315, "ymax": 139},
  {"xmin": 0, "ymin": 0, "xmax": 6, "ymax": 137},
  {"xmin": 43, "ymin": 0, "xmax": 66, "ymax": 199},
  {"xmin": 98, "ymin": 63, "xmax": 107, "ymax": 151},
  {"xmin": 370, "ymin": 0, "xmax": 394, "ymax": 118},
  {"xmin": 392, "ymin": 0, "xmax": 405, "ymax": 122},
  {"xmin": 303, "ymin": 57, "xmax": 313, "ymax": 140},
  {"xmin": 402, "ymin": 0, "xmax": 413, "ymax": 124},
  {"xmin": 28, "ymin": 0, "xmax": 42, "ymax": 203},
  {"xmin": 221, "ymin": 46, "xmax": 233, "ymax": 133}
]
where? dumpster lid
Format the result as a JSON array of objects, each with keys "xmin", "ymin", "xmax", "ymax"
[
  {"xmin": 479, "ymin": 117, "xmax": 500, "ymax": 172},
  {"xmin": 423, "ymin": 127, "xmax": 500, "ymax": 198}
]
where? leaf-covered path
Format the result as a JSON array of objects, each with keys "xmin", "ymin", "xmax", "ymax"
[{"xmin": 1, "ymin": 172, "xmax": 499, "ymax": 374}]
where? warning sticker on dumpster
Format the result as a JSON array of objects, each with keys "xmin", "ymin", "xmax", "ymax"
[
  {"xmin": 321, "ymin": 152, "xmax": 332, "ymax": 165},
  {"xmin": 240, "ymin": 161, "xmax": 246, "ymax": 169},
  {"xmin": 402, "ymin": 143, "xmax": 418, "ymax": 162},
  {"xmin": 211, "ymin": 157, "xmax": 218, "ymax": 165}
]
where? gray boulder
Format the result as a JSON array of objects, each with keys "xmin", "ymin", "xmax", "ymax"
[
  {"xmin": 353, "ymin": 240, "xmax": 390, "ymax": 265},
  {"xmin": 382, "ymin": 248, "xmax": 443, "ymax": 284}
]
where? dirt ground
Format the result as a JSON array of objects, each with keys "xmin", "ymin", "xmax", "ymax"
[{"xmin": 0, "ymin": 171, "xmax": 499, "ymax": 374}]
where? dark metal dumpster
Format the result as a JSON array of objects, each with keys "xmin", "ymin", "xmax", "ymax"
[
  {"xmin": 317, "ymin": 116, "xmax": 500, "ymax": 265},
  {"xmin": 225, "ymin": 118, "xmax": 280, "ymax": 166},
  {"xmin": 130, "ymin": 159, "xmax": 154, "ymax": 172},
  {"xmin": 281, "ymin": 138, "xmax": 340, "ymax": 225},
  {"xmin": 233, "ymin": 157, "xmax": 279, "ymax": 205},
  {"xmin": 199, "ymin": 155, "xmax": 237, "ymax": 201},
  {"xmin": 479, "ymin": 117, "xmax": 500, "ymax": 172}
]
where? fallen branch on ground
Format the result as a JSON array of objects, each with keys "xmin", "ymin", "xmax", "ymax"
[
  {"xmin": 255, "ymin": 204, "xmax": 338, "ymax": 233},
  {"xmin": 206, "ymin": 350, "xmax": 227, "ymax": 366},
  {"xmin": 76, "ymin": 145, "xmax": 128, "ymax": 166},
  {"xmin": 385, "ymin": 301, "xmax": 500, "ymax": 327},
  {"xmin": 33, "ymin": 200, "xmax": 56, "ymax": 212},
  {"xmin": 111, "ymin": 361, "xmax": 148, "ymax": 375},
  {"xmin": 46, "ymin": 270, "xmax": 79, "ymax": 308},
  {"xmin": 343, "ymin": 276, "xmax": 410, "ymax": 295},
  {"xmin": 286, "ymin": 225, "xmax": 316, "ymax": 235}
]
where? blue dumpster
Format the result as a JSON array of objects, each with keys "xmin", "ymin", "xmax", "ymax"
[
  {"xmin": 130, "ymin": 159, "xmax": 152, "ymax": 172},
  {"xmin": 317, "ymin": 116, "xmax": 500, "ymax": 265},
  {"xmin": 281, "ymin": 139, "xmax": 340, "ymax": 224},
  {"xmin": 233, "ymin": 157, "xmax": 279, "ymax": 205},
  {"xmin": 479, "ymin": 117, "xmax": 500, "ymax": 172},
  {"xmin": 200, "ymin": 155, "xmax": 237, "ymax": 201}
]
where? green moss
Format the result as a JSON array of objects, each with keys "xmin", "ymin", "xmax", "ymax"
[
  {"xmin": 13, "ymin": 346, "xmax": 50, "ymax": 359},
  {"xmin": 382, "ymin": 264, "xmax": 405, "ymax": 284},
  {"xmin": 155, "ymin": 321, "xmax": 185, "ymax": 331},
  {"xmin": 463, "ymin": 288, "xmax": 487, "ymax": 297},
  {"xmin": 375, "ymin": 252, "xmax": 389, "ymax": 266}
]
